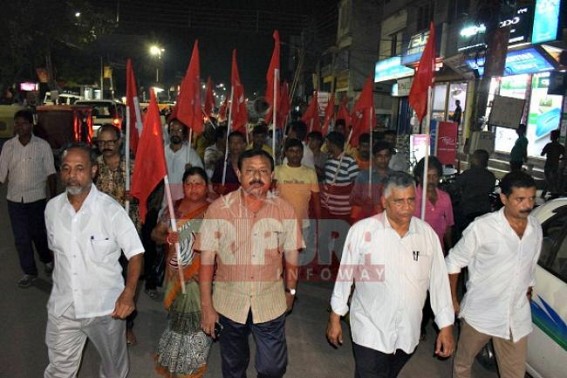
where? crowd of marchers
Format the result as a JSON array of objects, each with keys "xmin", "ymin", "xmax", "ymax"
[{"xmin": 0, "ymin": 108, "xmax": 542, "ymax": 378}]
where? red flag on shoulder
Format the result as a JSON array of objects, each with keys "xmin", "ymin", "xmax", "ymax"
[
  {"xmin": 350, "ymin": 76, "xmax": 375, "ymax": 147},
  {"xmin": 125, "ymin": 59, "xmax": 142, "ymax": 153},
  {"xmin": 409, "ymin": 22, "xmax": 436, "ymax": 124},
  {"xmin": 301, "ymin": 91, "xmax": 320, "ymax": 132},
  {"xmin": 321, "ymin": 94, "xmax": 335, "ymax": 136},
  {"xmin": 204, "ymin": 76, "xmax": 215, "ymax": 118},
  {"xmin": 265, "ymin": 30, "xmax": 280, "ymax": 127},
  {"xmin": 230, "ymin": 49, "xmax": 248, "ymax": 134},
  {"xmin": 131, "ymin": 89, "xmax": 167, "ymax": 223},
  {"xmin": 175, "ymin": 40, "xmax": 203, "ymax": 134}
]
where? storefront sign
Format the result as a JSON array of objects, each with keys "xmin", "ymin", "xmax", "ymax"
[
  {"xmin": 374, "ymin": 56, "xmax": 414, "ymax": 83},
  {"xmin": 527, "ymin": 72, "xmax": 562, "ymax": 156},
  {"xmin": 402, "ymin": 31, "xmax": 430, "ymax": 65},
  {"xmin": 458, "ymin": 5, "xmax": 533, "ymax": 52},
  {"xmin": 466, "ymin": 47, "xmax": 554, "ymax": 77},
  {"xmin": 532, "ymin": 0, "xmax": 560, "ymax": 44},
  {"xmin": 436, "ymin": 121, "xmax": 458, "ymax": 165},
  {"xmin": 335, "ymin": 70, "xmax": 350, "ymax": 92}
]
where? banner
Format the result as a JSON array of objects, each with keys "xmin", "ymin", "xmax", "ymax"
[{"xmin": 436, "ymin": 121, "xmax": 458, "ymax": 165}]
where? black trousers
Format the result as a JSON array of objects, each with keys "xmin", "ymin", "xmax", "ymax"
[
  {"xmin": 141, "ymin": 207, "xmax": 160, "ymax": 290},
  {"xmin": 219, "ymin": 312, "xmax": 287, "ymax": 378},
  {"xmin": 353, "ymin": 343, "xmax": 413, "ymax": 378},
  {"xmin": 7, "ymin": 199, "xmax": 52, "ymax": 275}
]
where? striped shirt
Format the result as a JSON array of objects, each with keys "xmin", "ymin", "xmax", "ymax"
[
  {"xmin": 0, "ymin": 135, "xmax": 56, "ymax": 203},
  {"xmin": 322, "ymin": 153, "xmax": 359, "ymax": 216},
  {"xmin": 195, "ymin": 188, "xmax": 304, "ymax": 324}
]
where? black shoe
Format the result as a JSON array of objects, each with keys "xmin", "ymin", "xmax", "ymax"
[{"xmin": 45, "ymin": 262, "xmax": 54, "ymax": 275}]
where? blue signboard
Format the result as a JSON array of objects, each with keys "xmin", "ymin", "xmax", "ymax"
[
  {"xmin": 532, "ymin": 0, "xmax": 560, "ymax": 44},
  {"xmin": 466, "ymin": 47, "xmax": 554, "ymax": 76},
  {"xmin": 374, "ymin": 57, "xmax": 414, "ymax": 83}
]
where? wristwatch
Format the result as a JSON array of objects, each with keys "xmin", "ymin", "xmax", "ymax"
[{"xmin": 285, "ymin": 287, "xmax": 297, "ymax": 296}]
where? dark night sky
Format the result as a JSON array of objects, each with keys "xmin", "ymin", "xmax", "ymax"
[{"xmin": 94, "ymin": 0, "xmax": 338, "ymax": 97}]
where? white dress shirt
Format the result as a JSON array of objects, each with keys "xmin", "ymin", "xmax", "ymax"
[
  {"xmin": 165, "ymin": 143, "xmax": 204, "ymax": 201},
  {"xmin": 0, "ymin": 135, "xmax": 55, "ymax": 202},
  {"xmin": 445, "ymin": 208, "xmax": 542, "ymax": 341},
  {"xmin": 45, "ymin": 185, "xmax": 144, "ymax": 319},
  {"xmin": 331, "ymin": 212, "xmax": 454, "ymax": 354}
]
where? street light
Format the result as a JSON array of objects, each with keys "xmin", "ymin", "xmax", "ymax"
[{"xmin": 149, "ymin": 45, "xmax": 165, "ymax": 83}]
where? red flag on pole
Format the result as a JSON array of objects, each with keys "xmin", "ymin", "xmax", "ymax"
[
  {"xmin": 204, "ymin": 76, "xmax": 215, "ymax": 118},
  {"xmin": 230, "ymin": 49, "xmax": 248, "ymax": 134},
  {"xmin": 175, "ymin": 40, "xmax": 203, "ymax": 134},
  {"xmin": 336, "ymin": 97, "xmax": 352, "ymax": 129},
  {"xmin": 218, "ymin": 96, "xmax": 228, "ymax": 122},
  {"xmin": 125, "ymin": 59, "xmax": 142, "ymax": 153},
  {"xmin": 277, "ymin": 81, "xmax": 291, "ymax": 128},
  {"xmin": 301, "ymin": 91, "xmax": 320, "ymax": 132},
  {"xmin": 409, "ymin": 22, "xmax": 436, "ymax": 124},
  {"xmin": 265, "ymin": 30, "xmax": 280, "ymax": 123},
  {"xmin": 131, "ymin": 89, "xmax": 167, "ymax": 223},
  {"xmin": 321, "ymin": 94, "xmax": 335, "ymax": 136},
  {"xmin": 350, "ymin": 76, "xmax": 375, "ymax": 147}
]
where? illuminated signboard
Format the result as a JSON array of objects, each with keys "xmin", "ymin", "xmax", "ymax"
[
  {"xmin": 532, "ymin": 0, "xmax": 560, "ymax": 44},
  {"xmin": 374, "ymin": 56, "xmax": 414, "ymax": 82},
  {"xmin": 402, "ymin": 30, "xmax": 430, "ymax": 65},
  {"xmin": 458, "ymin": 5, "xmax": 533, "ymax": 52},
  {"xmin": 466, "ymin": 47, "xmax": 554, "ymax": 76}
]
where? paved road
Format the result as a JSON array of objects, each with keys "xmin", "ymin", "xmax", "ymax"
[{"xmin": 0, "ymin": 183, "xmax": 499, "ymax": 377}]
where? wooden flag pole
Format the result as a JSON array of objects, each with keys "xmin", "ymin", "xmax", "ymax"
[
  {"xmin": 420, "ymin": 86, "xmax": 433, "ymax": 221},
  {"xmin": 222, "ymin": 87, "xmax": 235, "ymax": 186},
  {"xmin": 125, "ymin": 106, "xmax": 131, "ymax": 214},
  {"xmin": 272, "ymin": 68, "xmax": 279, "ymax": 161}
]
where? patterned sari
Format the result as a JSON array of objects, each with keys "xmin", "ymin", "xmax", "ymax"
[{"xmin": 155, "ymin": 201, "xmax": 212, "ymax": 378}]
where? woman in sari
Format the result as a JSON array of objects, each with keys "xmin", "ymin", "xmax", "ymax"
[{"xmin": 152, "ymin": 167, "xmax": 212, "ymax": 378}]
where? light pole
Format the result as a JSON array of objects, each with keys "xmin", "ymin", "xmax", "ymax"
[{"xmin": 149, "ymin": 45, "xmax": 164, "ymax": 83}]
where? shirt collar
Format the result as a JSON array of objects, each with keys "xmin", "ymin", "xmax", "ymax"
[{"xmin": 382, "ymin": 211, "xmax": 417, "ymax": 236}]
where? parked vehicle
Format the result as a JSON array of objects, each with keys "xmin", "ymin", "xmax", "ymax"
[
  {"xmin": 74, "ymin": 99, "xmax": 125, "ymax": 133},
  {"xmin": 43, "ymin": 92, "xmax": 82, "ymax": 105}
]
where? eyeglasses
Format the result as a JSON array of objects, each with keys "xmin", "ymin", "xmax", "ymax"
[{"xmin": 97, "ymin": 139, "xmax": 119, "ymax": 146}]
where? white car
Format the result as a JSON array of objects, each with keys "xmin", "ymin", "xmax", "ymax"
[
  {"xmin": 74, "ymin": 99, "xmax": 126, "ymax": 133},
  {"xmin": 527, "ymin": 198, "xmax": 567, "ymax": 378}
]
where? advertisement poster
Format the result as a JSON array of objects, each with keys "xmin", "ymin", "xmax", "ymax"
[
  {"xmin": 495, "ymin": 74, "xmax": 528, "ymax": 153},
  {"xmin": 436, "ymin": 122, "xmax": 458, "ymax": 165},
  {"xmin": 527, "ymin": 73, "xmax": 562, "ymax": 157},
  {"xmin": 410, "ymin": 134, "xmax": 430, "ymax": 167}
]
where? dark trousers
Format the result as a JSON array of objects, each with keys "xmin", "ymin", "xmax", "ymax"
[
  {"xmin": 219, "ymin": 312, "xmax": 287, "ymax": 378},
  {"xmin": 141, "ymin": 207, "xmax": 160, "ymax": 290},
  {"xmin": 7, "ymin": 199, "xmax": 52, "ymax": 275},
  {"xmin": 353, "ymin": 343, "xmax": 413, "ymax": 378}
]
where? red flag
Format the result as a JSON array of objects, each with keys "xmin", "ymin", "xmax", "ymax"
[
  {"xmin": 230, "ymin": 49, "xmax": 248, "ymax": 134},
  {"xmin": 175, "ymin": 40, "xmax": 203, "ymax": 134},
  {"xmin": 218, "ymin": 97, "xmax": 228, "ymax": 122},
  {"xmin": 409, "ymin": 22, "xmax": 436, "ymax": 123},
  {"xmin": 321, "ymin": 94, "xmax": 335, "ymax": 136},
  {"xmin": 301, "ymin": 91, "xmax": 320, "ymax": 132},
  {"xmin": 265, "ymin": 30, "xmax": 280, "ymax": 126},
  {"xmin": 277, "ymin": 81, "xmax": 291, "ymax": 128},
  {"xmin": 131, "ymin": 89, "xmax": 167, "ymax": 223},
  {"xmin": 350, "ymin": 76, "xmax": 375, "ymax": 147},
  {"xmin": 125, "ymin": 59, "xmax": 142, "ymax": 153},
  {"xmin": 336, "ymin": 97, "xmax": 351, "ymax": 129},
  {"xmin": 204, "ymin": 76, "xmax": 215, "ymax": 118}
]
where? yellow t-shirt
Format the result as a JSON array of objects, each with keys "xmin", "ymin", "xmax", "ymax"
[{"xmin": 274, "ymin": 164, "xmax": 319, "ymax": 228}]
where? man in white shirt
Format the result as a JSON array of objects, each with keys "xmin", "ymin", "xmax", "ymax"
[
  {"xmin": 165, "ymin": 118, "xmax": 204, "ymax": 201},
  {"xmin": 446, "ymin": 171, "xmax": 542, "ymax": 378},
  {"xmin": 327, "ymin": 172, "xmax": 454, "ymax": 377},
  {"xmin": 0, "ymin": 109, "xmax": 56, "ymax": 288},
  {"xmin": 44, "ymin": 144, "xmax": 144, "ymax": 378}
]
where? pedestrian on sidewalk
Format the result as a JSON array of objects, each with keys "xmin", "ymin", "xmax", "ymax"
[
  {"xmin": 510, "ymin": 124, "xmax": 528, "ymax": 172},
  {"xmin": 446, "ymin": 171, "xmax": 542, "ymax": 378},
  {"xmin": 327, "ymin": 172, "xmax": 455, "ymax": 377},
  {"xmin": 0, "ymin": 109, "xmax": 56, "ymax": 288},
  {"xmin": 540, "ymin": 129, "xmax": 565, "ymax": 199},
  {"xmin": 44, "ymin": 143, "xmax": 144, "ymax": 377}
]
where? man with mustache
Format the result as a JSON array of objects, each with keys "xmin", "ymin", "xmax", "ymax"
[
  {"xmin": 44, "ymin": 143, "xmax": 144, "ymax": 377},
  {"xmin": 446, "ymin": 171, "xmax": 542, "ymax": 378},
  {"xmin": 94, "ymin": 124, "xmax": 142, "ymax": 345},
  {"xmin": 165, "ymin": 117, "xmax": 204, "ymax": 201},
  {"xmin": 197, "ymin": 149, "xmax": 303, "ymax": 378},
  {"xmin": 0, "ymin": 109, "xmax": 56, "ymax": 288}
]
